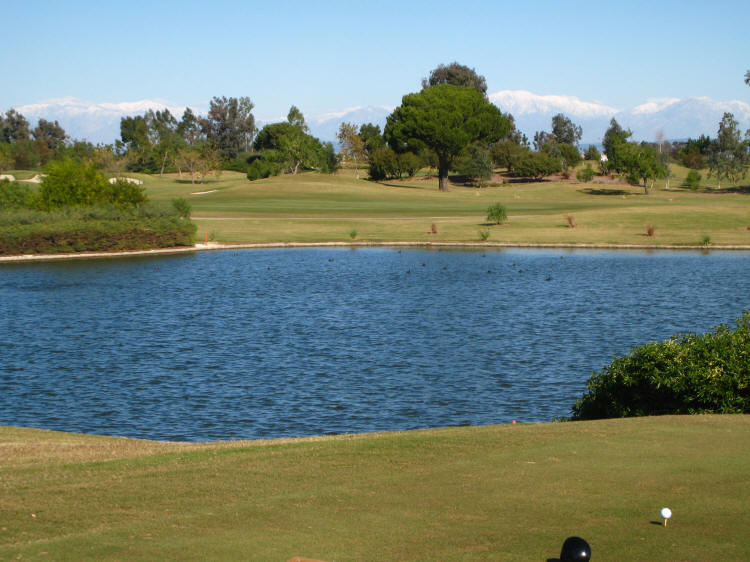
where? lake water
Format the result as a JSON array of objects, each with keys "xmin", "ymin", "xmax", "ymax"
[{"xmin": 1, "ymin": 247, "xmax": 748, "ymax": 441}]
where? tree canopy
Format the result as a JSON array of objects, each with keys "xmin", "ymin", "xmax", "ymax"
[
  {"xmin": 202, "ymin": 96, "xmax": 255, "ymax": 160},
  {"xmin": 551, "ymin": 113, "xmax": 583, "ymax": 146},
  {"xmin": 287, "ymin": 105, "xmax": 308, "ymax": 131},
  {"xmin": 602, "ymin": 118, "xmax": 632, "ymax": 172},
  {"xmin": 615, "ymin": 142, "xmax": 667, "ymax": 194},
  {"xmin": 421, "ymin": 62, "xmax": 488, "ymax": 96},
  {"xmin": 253, "ymin": 121, "xmax": 326, "ymax": 175},
  {"xmin": 384, "ymin": 85, "xmax": 509, "ymax": 191},
  {"xmin": 707, "ymin": 112, "xmax": 747, "ymax": 187}
]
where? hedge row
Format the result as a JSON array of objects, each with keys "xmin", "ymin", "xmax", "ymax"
[
  {"xmin": 572, "ymin": 312, "xmax": 750, "ymax": 420},
  {"xmin": 0, "ymin": 216, "xmax": 196, "ymax": 255}
]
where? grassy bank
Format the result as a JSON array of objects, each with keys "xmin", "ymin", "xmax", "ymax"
[
  {"xmin": 136, "ymin": 166, "xmax": 750, "ymax": 247},
  {"xmin": 2, "ymin": 415, "xmax": 749, "ymax": 560}
]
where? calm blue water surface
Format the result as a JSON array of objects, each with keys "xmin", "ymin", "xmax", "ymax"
[{"xmin": 1, "ymin": 248, "xmax": 748, "ymax": 441}]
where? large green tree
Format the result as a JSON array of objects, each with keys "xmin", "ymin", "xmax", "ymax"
[
  {"xmin": 551, "ymin": 113, "xmax": 583, "ymax": 146},
  {"xmin": 384, "ymin": 85, "xmax": 509, "ymax": 191},
  {"xmin": 616, "ymin": 142, "xmax": 667, "ymax": 194},
  {"xmin": 202, "ymin": 96, "xmax": 255, "ymax": 159},
  {"xmin": 145, "ymin": 109, "xmax": 180, "ymax": 176},
  {"xmin": 358, "ymin": 123, "xmax": 385, "ymax": 156},
  {"xmin": 253, "ymin": 122, "xmax": 324, "ymax": 175},
  {"xmin": 32, "ymin": 119, "xmax": 67, "ymax": 151},
  {"xmin": 0, "ymin": 109, "xmax": 31, "ymax": 143},
  {"xmin": 601, "ymin": 118, "xmax": 632, "ymax": 172},
  {"xmin": 707, "ymin": 112, "xmax": 747, "ymax": 188},
  {"xmin": 337, "ymin": 122, "xmax": 366, "ymax": 178}
]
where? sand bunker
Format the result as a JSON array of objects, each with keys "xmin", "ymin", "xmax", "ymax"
[
  {"xmin": 108, "ymin": 177, "xmax": 144, "ymax": 185},
  {"xmin": 0, "ymin": 174, "xmax": 15, "ymax": 181},
  {"xmin": 22, "ymin": 174, "xmax": 46, "ymax": 183},
  {"xmin": 191, "ymin": 189, "xmax": 219, "ymax": 195}
]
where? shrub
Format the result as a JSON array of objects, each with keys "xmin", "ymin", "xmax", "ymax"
[
  {"xmin": 40, "ymin": 158, "xmax": 111, "ymax": 209},
  {"xmin": 683, "ymin": 169, "xmax": 701, "ymax": 190},
  {"xmin": 478, "ymin": 229, "xmax": 490, "ymax": 241},
  {"xmin": 457, "ymin": 146, "xmax": 493, "ymax": 186},
  {"xmin": 171, "ymin": 198, "xmax": 192, "ymax": 219},
  {"xmin": 368, "ymin": 147, "xmax": 396, "ymax": 181},
  {"xmin": 512, "ymin": 152, "xmax": 561, "ymax": 180},
  {"xmin": 0, "ymin": 203, "xmax": 196, "ymax": 255},
  {"xmin": 645, "ymin": 224, "xmax": 655, "ymax": 237},
  {"xmin": 246, "ymin": 159, "xmax": 273, "ymax": 181},
  {"xmin": 572, "ymin": 312, "xmax": 750, "ymax": 420},
  {"xmin": 106, "ymin": 178, "xmax": 147, "ymax": 209},
  {"xmin": 576, "ymin": 164, "xmax": 595, "ymax": 183},
  {"xmin": 368, "ymin": 147, "xmax": 421, "ymax": 181},
  {"xmin": 318, "ymin": 142, "xmax": 340, "ymax": 174},
  {"xmin": 0, "ymin": 179, "xmax": 37, "ymax": 210},
  {"xmin": 486, "ymin": 203, "xmax": 507, "ymax": 225}
]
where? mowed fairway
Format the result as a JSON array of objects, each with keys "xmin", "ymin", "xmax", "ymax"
[
  {"xmin": 2, "ymin": 416, "xmax": 749, "ymax": 560},
  {"xmin": 138, "ymin": 166, "xmax": 750, "ymax": 247}
]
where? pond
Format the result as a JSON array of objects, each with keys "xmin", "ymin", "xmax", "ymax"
[{"xmin": 1, "ymin": 247, "xmax": 748, "ymax": 441}]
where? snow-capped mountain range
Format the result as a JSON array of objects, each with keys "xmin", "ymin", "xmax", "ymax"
[{"xmin": 8, "ymin": 91, "xmax": 750, "ymax": 146}]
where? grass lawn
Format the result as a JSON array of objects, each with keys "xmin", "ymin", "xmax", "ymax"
[
  {"xmin": 135, "ymin": 165, "xmax": 750, "ymax": 247},
  {"xmin": 2, "ymin": 415, "xmax": 749, "ymax": 560}
]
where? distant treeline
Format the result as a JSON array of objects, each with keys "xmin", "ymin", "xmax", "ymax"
[{"xmin": 2, "ymin": 61, "xmax": 748, "ymax": 190}]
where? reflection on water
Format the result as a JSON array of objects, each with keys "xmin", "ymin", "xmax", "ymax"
[{"xmin": 1, "ymin": 247, "xmax": 748, "ymax": 441}]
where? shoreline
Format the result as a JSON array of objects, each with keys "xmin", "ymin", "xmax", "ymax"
[{"xmin": 2, "ymin": 240, "xmax": 750, "ymax": 263}]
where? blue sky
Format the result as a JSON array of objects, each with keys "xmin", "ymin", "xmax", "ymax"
[{"xmin": 2, "ymin": 0, "xmax": 748, "ymax": 119}]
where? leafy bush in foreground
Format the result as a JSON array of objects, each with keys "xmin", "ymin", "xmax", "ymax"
[
  {"xmin": 572, "ymin": 312, "xmax": 750, "ymax": 420},
  {"xmin": 0, "ymin": 179, "xmax": 38, "ymax": 210}
]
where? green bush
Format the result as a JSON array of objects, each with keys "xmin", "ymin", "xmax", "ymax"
[
  {"xmin": 572, "ymin": 312, "xmax": 750, "ymax": 420},
  {"xmin": 246, "ymin": 159, "xmax": 274, "ymax": 181},
  {"xmin": 0, "ymin": 179, "xmax": 37, "ymax": 210},
  {"xmin": 486, "ymin": 203, "xmax": 507, "ymax": 225},
  {"xmin": 576, "ymin": 164, "xmax": 595, "ymax": 183},
  {"xmin": 171, "ymin": 197, "xmax": 192, "ymax": 219},
  {"xmin": 0, "ymin": 203, "xmax": 196, "ymax": 255},
  {"xmin": 512, "ymin": 152, "xmax": 562, "ymax": 180},
  {"xmin": 683, "ymin": 169, "xmax": 701, "ymax": 190},
  {"xmin": 368, "ymin": 147, "xmax": 398, "ymax": 181},
  {"xmin": 457, "ymin": 146, "xmax": 493, "ymax": 186}
]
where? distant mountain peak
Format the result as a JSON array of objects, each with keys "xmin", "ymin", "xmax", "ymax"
[
  {"xmin": 5, "ymin": 93, "xmax": 749, "ymax": 146},
  {"xmin": 488, "ymin": 90, "xmax": 619, "ymax": 118}
]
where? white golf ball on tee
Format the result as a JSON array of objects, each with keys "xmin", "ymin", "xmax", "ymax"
[{"xmin": 661, "ymin": 507, "xmax": 672, "ymax": 520}]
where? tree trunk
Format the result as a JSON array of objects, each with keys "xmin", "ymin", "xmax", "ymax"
[
  {"xmin": 438, "ymin": 160, "xmax": 449, "ymax": 191},
  {"xmin": 160, "ymin": 150, "xmax": 169, "ymax": 177}
]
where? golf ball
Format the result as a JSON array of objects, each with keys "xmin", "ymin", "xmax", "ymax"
[{"xmin": 660, "ymin": 507, "xmax": 672, "ymax": 519}]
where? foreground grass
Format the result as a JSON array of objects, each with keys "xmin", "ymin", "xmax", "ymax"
[
  {"xmin": 136, "ymin": 166, "xmax": 750, "ymax": 247},
  {"xmin": 2, "ymin": 416, "xmax": 749, "ymax": 560}
]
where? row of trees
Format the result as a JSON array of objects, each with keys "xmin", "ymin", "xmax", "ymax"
[
  {"xmin": 3, "ymin": 63, "xmax": 748, "ymax": 191},
  {"xmin": 0, "ymin": 109, "xmax": 69, "ymax": 170},
  {"xmin": 669, "ymin": 113, "xmax": 749, "ymax": 187}
]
